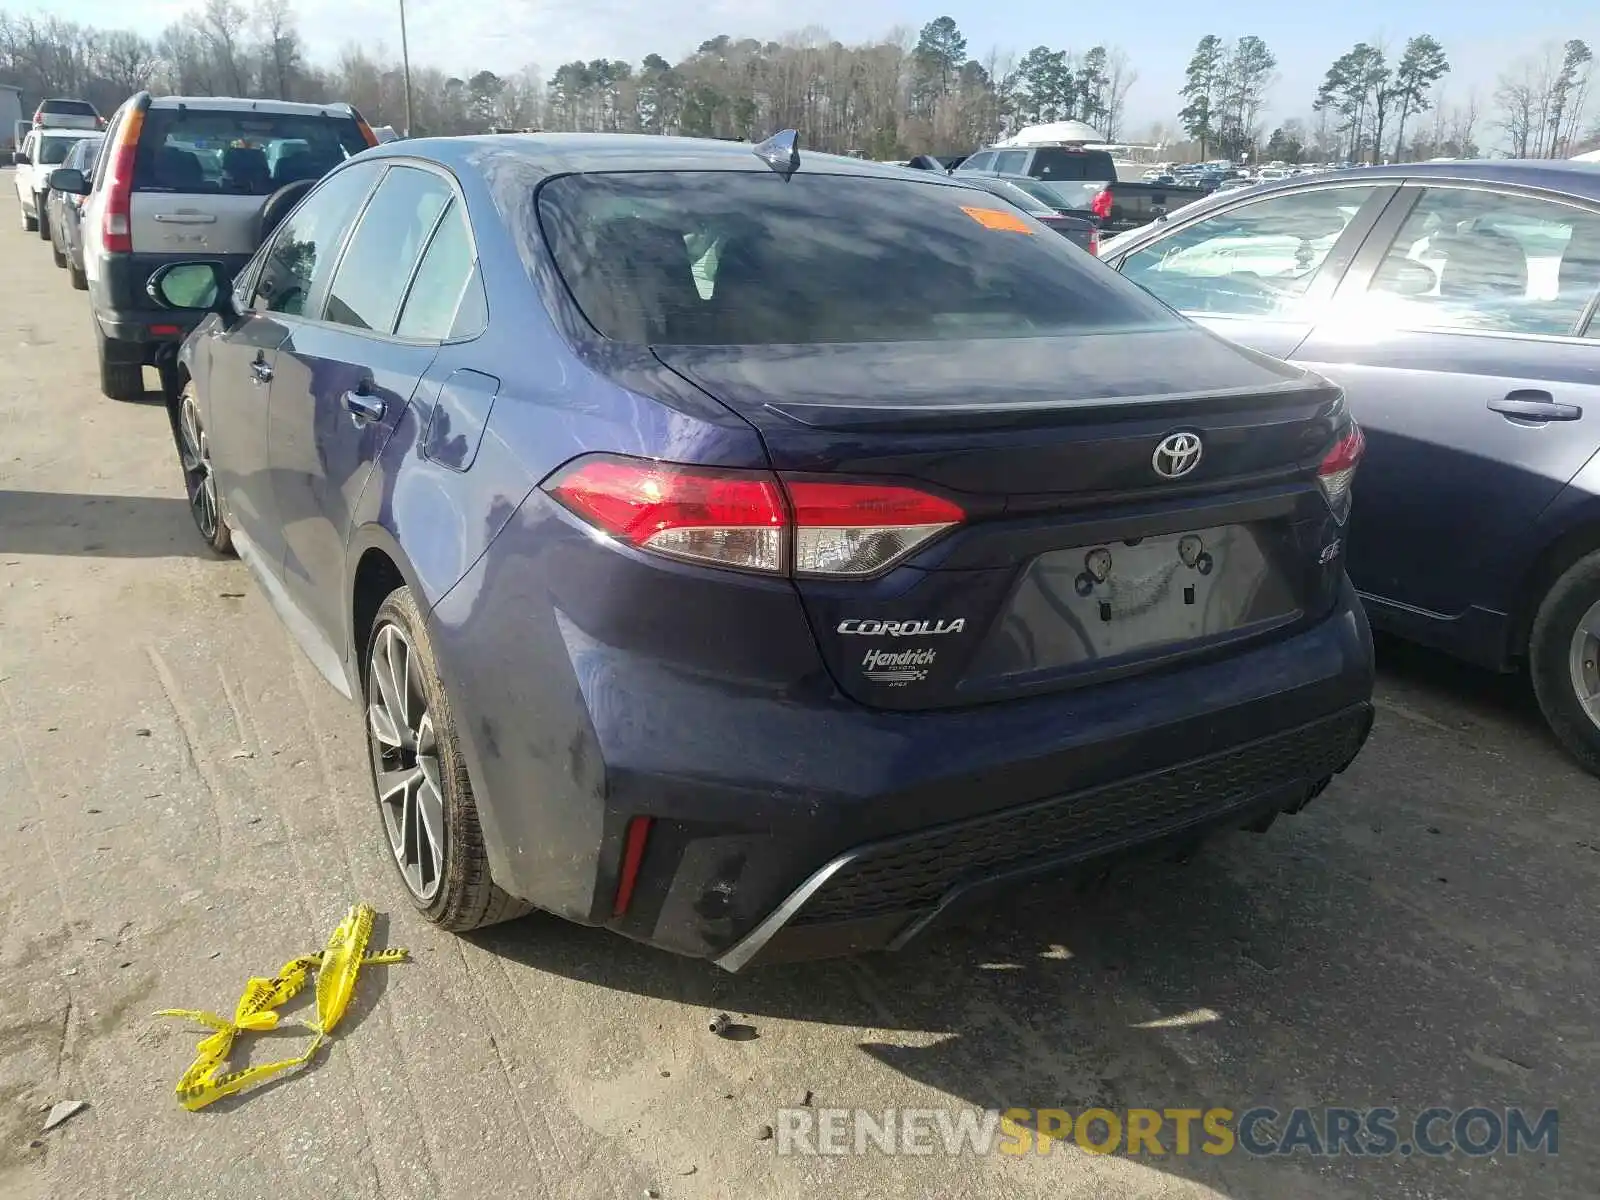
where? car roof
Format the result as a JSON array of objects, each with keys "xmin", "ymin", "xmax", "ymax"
[
  {"xmin": 35, "ymin": 127, "xmax": 99, "ymax": 138},
  {"xmin": 147, "ymin": 95, "xmax": 357, "ymax": 118},
  {"xmin": 1240, "ymin": 159, "xmax": 1600, "ymax": 202},
  {"xmin": 362, "ymin": 131, "xmax": 983, "ymax": 184}
]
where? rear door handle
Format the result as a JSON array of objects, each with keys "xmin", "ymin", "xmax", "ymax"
[
  {"xmin": 342, "ymin": 388, "xmax": 386, "ymax": 425},
  {"xmin": 250, "ymin": 357, "xmax": 273, "ymax": 384},
  {"xmin": 1488, "ymin": 392, "xmax": 1581, "ymax": 422}
]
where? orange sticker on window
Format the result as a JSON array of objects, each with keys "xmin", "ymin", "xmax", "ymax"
[{"xmin": 960, "ymin": 205, "xmax": 1035, "ymax": 234}]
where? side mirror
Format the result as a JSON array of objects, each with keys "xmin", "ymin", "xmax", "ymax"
[
  {"xmin": 48, "ymin": 167, "xmax": 88, "ymax": 195},
  {"xmin": 1373, "ymin": 258, "xmax": 1436, "ymax": 297},
  {"xmin": 147, "ymin": 262, "xmax": 231, "ymax": 313},
  {"xmin": 13, "ymin": 151, "xmax": 28, "ymax": 165}
]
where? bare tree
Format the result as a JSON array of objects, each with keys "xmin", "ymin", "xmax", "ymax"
[{"xmin": 1101, "ymin": 48, "xmax": 1137, "ymax": 142}]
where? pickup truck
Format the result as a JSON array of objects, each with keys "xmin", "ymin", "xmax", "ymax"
[{"xmin": 952, "ymin": 145, "xmax": 1208, "ymax": 235}]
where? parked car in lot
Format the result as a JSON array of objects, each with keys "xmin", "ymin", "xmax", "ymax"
[
  {"xmin": 13, "ymin": 126, "xmax": 100, "ymax": 238},
  {"xmin": 145, "ymin": 132, "xmax": 1373, "ymax": 965},
  {"xmin": 31, "ymin": 97, "xmax": 103, "ymax": 131},
  {"xmin": 46, "ymin": 133, "xmax": 103, "ymax": 287},
  {"xmin": 951, "ymin": 175, "xmax": 1100, "ymax": 252},
  {"xmin": 1101, "ymin": 161, "xmax": 1600, "ymax": 772},
  {"xmin": 48, "ymin": 92, "xmax": 377, "ymax": 401},
  {"xmin": 953, "ymin": 144, "xmax": 1209, "ymax": 234}
]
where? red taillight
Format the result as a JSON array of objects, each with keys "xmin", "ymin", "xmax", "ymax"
[
  {"xmin": 611, "ymin": 816, "xmax": 653, "ymax": 917},
  {"xmin": 543, "ymin": 454, "xmax": 966, "ymax": 578},
  {"xmin": 785, "ymin": 479, "xmax": 964, "ymax": 576},
  {"xmin": 1089, "ymin": 188, "xmax": 1113, "ymax": 221},
  {"xmin": 1316, "ymin": 423, "xmax": 1365, "ymax": 523},
  {"xmin": 102, "ymin": 106, "xmax": 144, "ymax": 254},
  {"xmin": 1087, "ymin": 228, "xmax": 1101, "ymax": 256},
  {"xmin": 545, "ymin": 455, "xmax": 786, "ymax": 573}
]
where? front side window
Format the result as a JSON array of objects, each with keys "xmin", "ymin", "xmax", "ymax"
[
  {"xmin": 993, "ymin": 151, "xmax": 1028, "ymax": 175},
  {"xmin": 1364, "ymin": 187, "xmax": 1600, "ymax": 337},
  {"xmin": 538, "ymin": 171, "xmax": 1184, "ymax": 346},
  {"xmin": 250, "ymin": 161, "xmax": 383, "ymax": 316},
  {"xmin": 323, "ymin": 165, "xmax": 454, "ymax": 333},
  {"xmin": 1120, "ymin": 186, "xmax": 1380, "ymax": 319},
  {"xmin": 957, "ymin": 153, "xmax": 996, "ymax": 174}
]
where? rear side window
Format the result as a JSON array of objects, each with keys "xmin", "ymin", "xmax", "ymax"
[
  {"xmin": 323, "ymin": 165, "xmax": 453, "ymax": 332},
  {"xmin": 993, "ymin": 150, "xmax": 1028, "ymax": 175},
  {"xmin": 133, "ymin": 108, "xmax": 369, "ymax": 196},
  {"xmin": 1029, "ymin": 149, "xmax": 1117, "ymax": 182},
  {"xmin": 395, "ymin": 199, "xmax": 485, "ymax": 339},
  {"xmin": 539, "ymin": 171, "xmax": 1182, "ymax": 345},
  {"xmin": 956, "ymin": 152, "xmax": 995, "ymax": 174}
]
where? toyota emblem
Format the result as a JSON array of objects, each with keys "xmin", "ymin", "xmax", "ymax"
[{"xmin": 1152, "ymin": 432, "xmax": 1204, "ymax": 480}]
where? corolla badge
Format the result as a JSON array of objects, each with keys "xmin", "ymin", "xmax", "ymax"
[
  {"xmin": 1152, "ymin": 432, "xmax": 1204, "ymax": 480},
  {"xmin": 837, "ymin": 619, "xmax": 965, "ymax": 636}
]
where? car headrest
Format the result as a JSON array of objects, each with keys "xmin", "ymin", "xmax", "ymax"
[
  {"xmin": 582, "ymin": 220, "xmax": 701, "ymax": 343},
  {"xmin": 223, "ymin": 146, "xmax": 270, "ymax": 186},
  {"xmin": 151, "ymin": 146, "xmax": 205, "ymax": 189},
  {"xmin": 1433, "ymin": 228, "xmax": 1528, "ymax": 301}
]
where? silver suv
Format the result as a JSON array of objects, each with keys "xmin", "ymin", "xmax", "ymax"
[{"xmin": 53, "ymin": 92, "xmax": 376, "ymax": 400}]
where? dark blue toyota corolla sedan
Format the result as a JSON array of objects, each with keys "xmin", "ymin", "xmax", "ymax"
[{"xmin": 150, "ymin": 132, "xmax": 1374, "ymax": 968}]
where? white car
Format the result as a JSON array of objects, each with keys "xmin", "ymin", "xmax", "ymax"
[{"xmin": 14, "ymin": 127, "xmax": 100, "ymax": 239}]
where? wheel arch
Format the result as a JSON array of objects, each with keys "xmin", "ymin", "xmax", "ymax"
[
  {"xmin": 346, "ymin": 526, "xmax": 429, "ymax": 697},
  {"xmin": 1510, "ymin": 509, "xmax": 1600, "ymax": 666}
]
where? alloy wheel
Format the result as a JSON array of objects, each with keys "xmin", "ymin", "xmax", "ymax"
[
  {"xmin": 1567, "ymin": 598, "xmax": 1600, "ymax": 731},
  {"xmin": 367, "ymin": 622, "xmax": 446, "ymax": 901},
  {"xmin": 178, "ymin": 395, "xmax": 219, "ymax": 541}
]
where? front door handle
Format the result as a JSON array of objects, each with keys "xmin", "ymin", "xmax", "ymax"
[
  {"xmin": 250, "ymin": 356, "xmax": 273, "ymax": 384},
  {"xmin": 1488, "ymin": 391, "xmax": 1581, "ymax": 422},
  {"xmin": 342, "ymin": 388, "xmax": 386, "ymax": 425}
]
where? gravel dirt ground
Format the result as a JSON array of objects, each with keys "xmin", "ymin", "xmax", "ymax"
[{"xmin": 0, "ymin": 174, "xmax": 1596, "ymax": 1200}]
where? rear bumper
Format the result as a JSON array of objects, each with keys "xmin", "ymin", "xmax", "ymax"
[
  {"xmin": 719, "ymin": 703, "xmax": 1370, "ymax": 969},
  {"xmin": 90, "ymin": 251, "xmax": 251, "ymax": 361},
  {"xmin": 430, "ymin": 494, "xmax": 1377, "ymax": 965}
]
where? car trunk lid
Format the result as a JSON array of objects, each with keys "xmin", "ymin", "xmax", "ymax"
[{"xmin": 654, "ymin": 328, "xmax": 1354, "ymax": 711}]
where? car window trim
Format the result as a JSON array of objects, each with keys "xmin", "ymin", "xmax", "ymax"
[
  {"xmin": 1111, "ymin": 180, "xmax": 1399, "ymax": 319},
  {"xmin": 315, "ymin": 156, "xmax": 484, "ymax": 345},
  {"xmin": 1332, "ymin": 181, "xmax": 1600, "ymax": 342}
]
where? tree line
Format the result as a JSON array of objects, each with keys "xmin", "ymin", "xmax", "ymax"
[
  {"xmin": 1189, "ymin": 32, "xmax": 1593, "ymax": 167},
  {"xmin": 0, "ymin": 3, "xmax": 1138, "ymax": 157},
  {"xmin": 1, "ymin": 2, "xmax": 1595, "ymax": 161}
]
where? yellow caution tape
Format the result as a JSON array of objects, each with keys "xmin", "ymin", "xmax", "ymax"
[{"xmin": 156, "ymin": 904, "xmax": 408, "ymax": 1111}]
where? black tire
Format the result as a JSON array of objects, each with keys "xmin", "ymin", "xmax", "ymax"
[
  {"xmin": 364, "ymin": 586, "xmax": 532, "ymax": 931},
  {"xmin": 35, "ymin": 194, "xmax": 49, "ymax": 240},
  {"xmin": 175, "ymin": 381, "xmax": 233, "ymax": 555},
  {"xmin": 50, "ymin": 230, "xmax": 67, "ymax": 268},
  {"xmin": 68, "ymin": 261, "xmax": 87, "ymax": 291},
  {"xmin": 95, "ymin": 323, "xmax": 145, "ymax": 401},
  {"xmin": 1529, "ymin": 550, "xmax": 1600, "ymax": 777}
]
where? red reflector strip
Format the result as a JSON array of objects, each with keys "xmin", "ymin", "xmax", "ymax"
[
  {"xmin": 612, "ymin": 816, "xmax": 653, "ymax": 917},
  {"xmin": 783, "ymin": 480, "xmax": 965, "ymax": 528},
  {"xmin": 149, "ymin": 324, "xmax": 181, "ymax": 337}
]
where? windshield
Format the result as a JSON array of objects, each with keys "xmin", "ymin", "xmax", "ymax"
[
  {"xmin": 133, "ymin": 109, "xmax": 369, "ymax": 195},
  {"xmin": 539, "ymin": 171, "xmax": 1182, "ymax": 346},
  {"xmin": 37, "ymin": 134, "xmax": 93, "ymax": 165}
]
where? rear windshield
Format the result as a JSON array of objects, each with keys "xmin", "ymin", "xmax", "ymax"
[
  {"xmin": 36, "ymin": 134, "xmax": 94, "ymax": 165},
  {"xmin": 1029, "ymin": 149, "xmax": 1117, "ymax": 183},
  {"xmin": 539, "ymin": 171, "xmax": 1181, "ymax": 345},
  {"xmin": 133, "ymin": 109, "xmax": 369, "ymax": 195},
  {"xmin": 41, "ymin": 100, "xmax": 98, "ymax": 117}
]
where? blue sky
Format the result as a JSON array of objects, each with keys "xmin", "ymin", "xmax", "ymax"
[{"xmin": 45, "ymin": 0, "xmax": 1600, "ymax": 133}]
